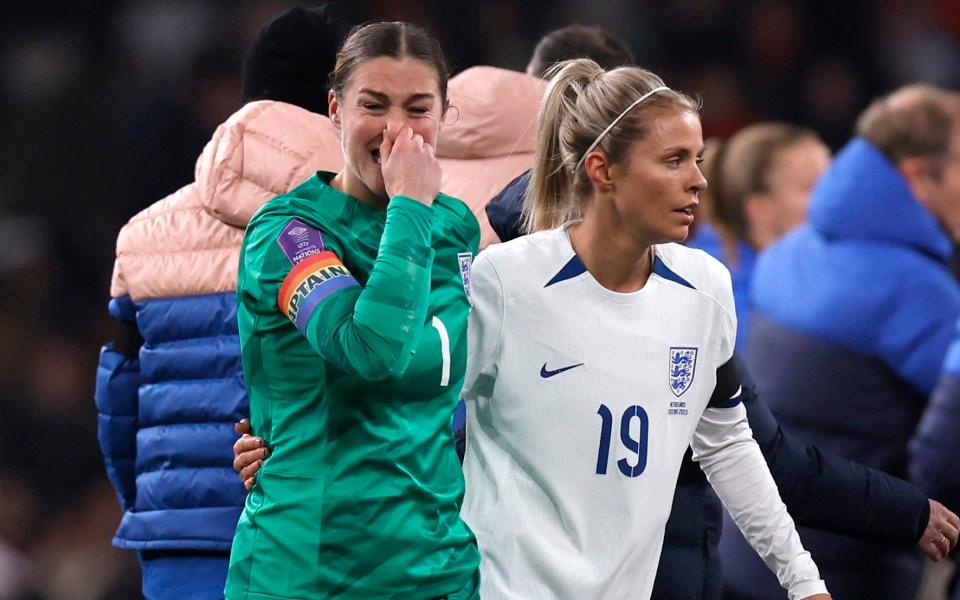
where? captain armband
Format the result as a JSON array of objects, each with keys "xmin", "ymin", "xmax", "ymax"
[
  {"xmin": 274, "ymin": 219, "xmax": 359, "ymax": 334},
  {"xmin": 708, "ymin": 357, "xmax": 743, "ymax": 408}
]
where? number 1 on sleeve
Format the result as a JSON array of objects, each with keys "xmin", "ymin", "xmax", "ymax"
[{"xmin": 431, "ymin": 316, "xmax": 450, "ymax": 387}]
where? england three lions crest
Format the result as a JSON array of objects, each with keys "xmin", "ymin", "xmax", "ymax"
[
  {"xmin": 669, "ymin": 347, "xmax": 698, "ymax": 397},
  {"xmin": 458, "ymin": 252, "xmax": 473, "ymax": 305}
]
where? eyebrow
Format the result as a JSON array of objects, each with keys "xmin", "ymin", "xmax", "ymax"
[
  {"xmin": 356, "ymin": 89, "xmax": 436, "ymax": 105},
  {"xmin": 662, "ymin": 146, "xmax": 706, "ymax": 156}
]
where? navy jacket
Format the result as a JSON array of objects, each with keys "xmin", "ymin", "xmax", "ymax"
[
  {"xmin": 484, "ymin": 170, "xmax": 530, "ymax": 243},
  {"xmin": 913, "ymin": 317, "xmax": 960, "ymax": 600},
  {"xmin": 736, "ymin": 137, "xmax": 958, "ymax": 599},
  {"xmin": 652, "ymin": 359, "xmax": 927, "ymax": 600}
]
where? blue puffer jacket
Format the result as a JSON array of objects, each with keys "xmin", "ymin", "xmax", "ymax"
[
  {"xmin": 732, "ymin": 137, "xmax": 960, "ymax": 599},
  {"xmin": 94, "ymin": 100, "xmax": 344, "ymax": 551},
  {"xmin": 97, "ymin": 294, "xmax": 248, "ymax": 550}
]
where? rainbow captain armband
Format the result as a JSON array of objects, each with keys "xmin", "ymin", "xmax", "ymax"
[{"xmin": 277, "ymin": 250, "xmax": 360, "ymax": 333}]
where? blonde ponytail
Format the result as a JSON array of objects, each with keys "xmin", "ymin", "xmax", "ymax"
[{"xmin": 524, "ymin": 59, "xmax": 605, "ymax": 233}]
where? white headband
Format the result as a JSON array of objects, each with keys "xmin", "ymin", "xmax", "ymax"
[{"xmin": 574, "ymin": 86, "xmax": 671, "ymax": 173}]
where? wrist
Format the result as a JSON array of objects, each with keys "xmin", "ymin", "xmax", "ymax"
[
  {"xmin": 390, "ymin": 191, "xmax": 434, "ymax": 206},
  {"xmin": 917, "ymin": 498, "xmax": 933, "ymax": 542}
]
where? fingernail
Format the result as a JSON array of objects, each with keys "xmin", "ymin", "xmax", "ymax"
[{"xmin": 259, "ymin": 438, "xmax": 264, "ymax": 448}]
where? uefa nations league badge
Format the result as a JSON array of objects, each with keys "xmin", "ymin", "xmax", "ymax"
[
  {"xmin": 669, "ymin": 347, "xmax": 698, "ymax": 397},
  {"xmin": 277, "ymin": 218, "xmax": 324, "ymax": 265},
  {"xmin": 458, "ymin": 252, "xmax": 473, "ymax": 305}
]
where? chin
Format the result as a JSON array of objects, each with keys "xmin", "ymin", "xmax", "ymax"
[
  {"xmin": 660, "ymin": 227, "xmax": 689, "ymax": 244},
  {"xmin": 362, "ymin": 169, "xmax": 388, "ymax": 198}
]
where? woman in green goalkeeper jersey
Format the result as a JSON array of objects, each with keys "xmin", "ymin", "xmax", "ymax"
[{"xmin": 225, "ymin": 21, "xmax": 480, "ymax": 600}]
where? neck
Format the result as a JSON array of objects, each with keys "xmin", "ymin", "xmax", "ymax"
[
  {"xmin": 568, "ymin": 206, "xmax": 654, "ymax": 293},
  {"xmin": 329, "ymin": 170, "xmax": 388, "ymax": 211}
]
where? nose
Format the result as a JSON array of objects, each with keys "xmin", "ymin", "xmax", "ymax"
[
  {"xmin": 690, "ymin": 164, "xmax": 707, "ymax": 193},
  {"xmin": 384, "ymin": 109, "xmax": 407, "ymax": 141}
]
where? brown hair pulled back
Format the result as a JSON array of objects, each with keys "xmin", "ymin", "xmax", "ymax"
[{"xmin": 330, "ymin": 21, "xmax": 450, "ymax": 107}]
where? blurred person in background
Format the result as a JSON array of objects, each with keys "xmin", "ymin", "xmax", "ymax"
[
  {"xmin": 688, "ymin": 123, "xmax": 831, "ymax": 352},
  {"xmin": 739, "ymin": 84, "xmax": 960, "ymax": 599},
  {"xmin": 93, "ymin": 6, "xmax": 349, "ymax": 599}
]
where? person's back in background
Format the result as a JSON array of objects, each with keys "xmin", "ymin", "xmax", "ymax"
[
  {"xmin": 735, "ymin": 84, "xmax": 960, "ymax": 600},
  {"xmin": 93, "ymin": 6, "xmax": 347, "ymax": 599}
]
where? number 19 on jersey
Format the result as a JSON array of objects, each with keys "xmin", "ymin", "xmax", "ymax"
[{"xmin": 596, "ymin": 404, "xmax": 649, "ymax": 477}]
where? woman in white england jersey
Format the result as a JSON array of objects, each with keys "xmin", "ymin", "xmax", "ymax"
[{"xmin": 459, "ymin": 59, "xmax": 831, "ymax": 600}]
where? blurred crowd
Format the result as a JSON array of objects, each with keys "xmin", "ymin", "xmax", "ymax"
[{"xmin": 1, "ymin": 0, "xmax": 959, "ymax": 598}]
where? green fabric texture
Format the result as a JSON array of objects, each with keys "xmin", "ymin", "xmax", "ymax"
[{"xmin": 226, "ymin": 172, "xmax": 480, "ymax": 599}]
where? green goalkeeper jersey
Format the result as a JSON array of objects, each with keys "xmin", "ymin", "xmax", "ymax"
[{"xmin": 226, "ymin": 172, "xmax": 480, "ymax": 599}]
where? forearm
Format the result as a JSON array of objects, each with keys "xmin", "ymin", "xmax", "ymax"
[
  {"xmin": 769, "ymin": 432, "xmax": 928, "ymax": 545},
  {"xmin": 305, "ymin": 196, "xmax": 435, "ymax": 380},
  {"xmin": 693, "ymin": 406, "xmax": 827, "ymax": 600}
]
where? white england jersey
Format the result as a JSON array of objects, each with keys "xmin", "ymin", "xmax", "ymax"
[{"xmin": 461, "ymin": 227, "xmax": 826, "ymax": 600}]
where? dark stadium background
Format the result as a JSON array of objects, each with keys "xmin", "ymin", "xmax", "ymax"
[{"xmin": 0, "ymin": 1, "xmax": 956, "ymax": 597}]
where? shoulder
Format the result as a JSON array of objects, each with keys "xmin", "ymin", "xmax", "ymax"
[
  {"xmin": 115, "ymin": 183, "xmax": 244, "ymax": 301},
  {"xmin": 757, "ymin": 225, "xmax": 957, "ymax": 326},
  {"xmin": 434, "ymin": 193, "xmax": 481, "ymax": 247},
  {"xmin": 655, "ymin": 243, "xmax": 734, "ymax": 308},
  {"xmin": 475, "ymin": 229, "xmax": 573, "ymax": 300},
  {"xmin": 248, "ymin": 176, "xmax": 332, "ymax": 235}
]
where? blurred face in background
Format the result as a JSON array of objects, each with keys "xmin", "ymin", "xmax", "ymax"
[
  {"xmin": 917, "ymin": 127, "xmax": 960, "ymax": 242},
  {"xmin": 328, "ymin": 56, "xmax": 444, "ymax": 207},
  {"xmin": 746, "ymin": 137, "xmax": 831, "ymax": 248}
]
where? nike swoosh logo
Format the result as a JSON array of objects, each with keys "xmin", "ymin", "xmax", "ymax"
[{"xmin": 540, "ymin": 362, "xmax": 584, "ymax": 378}]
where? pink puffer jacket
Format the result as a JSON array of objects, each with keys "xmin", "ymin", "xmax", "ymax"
[
  {"xmin": 111, "ymin": 100, "xmax": 343, "ymax": 301},
  {"xmin": 439, "ymin": 66, "xmax": 545, "ymax": 248}
]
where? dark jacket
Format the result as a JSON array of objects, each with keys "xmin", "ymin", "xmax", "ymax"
[
  {"xmin": 735, "ymin": 137, "xmax": 958, "ymax": 599},
  {"xmin": 652, "ymin": 359, "xmax": 927, "ymax": 600},
  {"xmin": 912, "ymin": 317, "xmax": 960, "ymax": 600},
  {"xmin": 484, "ymin": 170, "xmax": 530, "ymax": 243}
]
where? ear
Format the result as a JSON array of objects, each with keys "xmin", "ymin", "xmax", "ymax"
[
  {"xmin": 441, "ymin": 103, "xmax": 458, "ymax": 127},
  {"xmin": 583, "ymin": 150, "xmax": 614, "ymax": 193},
  {"xmin": 899, "ymin": 156, "xmax": 935, "ymax": 207},
  {"xmin": 328, "ymin": 90, "xmax": 340, "ymax": 127}
]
